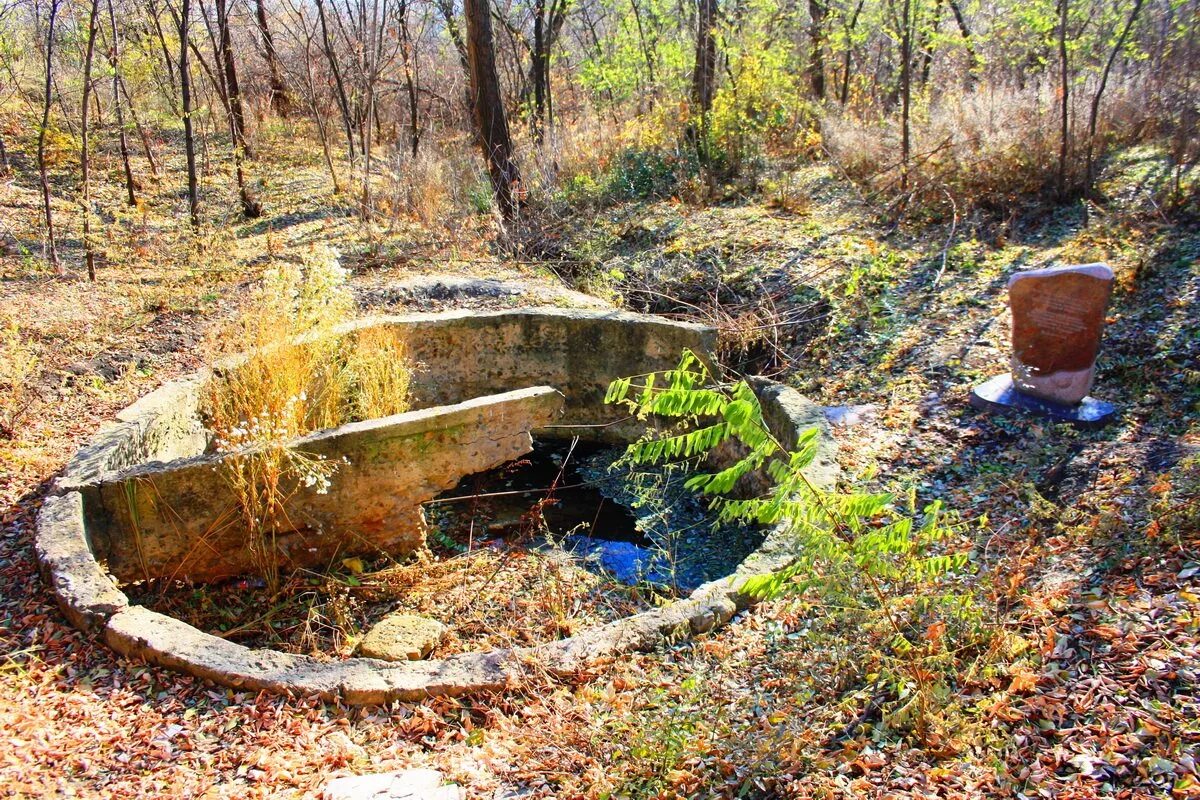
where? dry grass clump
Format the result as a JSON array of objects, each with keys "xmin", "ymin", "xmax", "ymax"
[
  {"xmin": 0, "ymin": 321, "xmax": 38, "ymax": 440},
  {"xmin": 344, "ymin": 326, "xmax": 412, "ymax": 421},
  {"xmin": 520, "ymin": 116, "xmax": 622, "ymax": 196},
  {"xmin": 383, "ymin": 146, "xmax": 456, "ymax": 226},
  {"xmin": 822, "ymin": 84, "xmax": 1153, "ymax": 216},
  {"xmin": 206, "ymin": 244, "xmax": 354, "ymax": 440},
  {"xmin": 203, "ymin": 244, "xmax": 415, "ymax": 589},
  {"xmin": 353, "ymin": 547, "xmax": 651, "ymax": 656}
]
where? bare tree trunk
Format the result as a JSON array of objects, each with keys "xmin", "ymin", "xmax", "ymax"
[
  {"xmin": 1086, "ymin": 0, "xmax": 1146, "ymax": 194},
  {"xmin": 315, "ymin": 0, "xmax": 356, "ymax": 163},
  {"xmin": 1056, "ymin": 0, "xmax": 1070, "ymax": 197},
  {"xmin": 214, "ymin": 0, "xmax": 251, "ymax": 159},
  {"xmin": 147, "ymin": 0, "xmax": 181, "ymax": 115},
  {"xmin": 118, "ymin": 77, "xmax": 161, "ymax": 177},
  {"xmin": 434, "ymin": 0, "xmax": 475, "ymax": 121},
  {"xmin": 899, "ymin": 0, "xmax": 912, "ymax": 192},
  {"xmin": 528, "ymin": 0, "xmax": 567, "ymax": 143},
  {"xmin": 691, "ymin": 0, "xmax": 717, "ymax": 116},
  {"xmin": 532, "ymin": 0, "xmax": 547, "ymax": 141},
  {"xmin": 359, "ymin": 0, "xmax": 381, "ymax": 220},
  {"xmin": 254, "ymin": 0, "xmax": 291, "ymax": 116},
  {"xmin": 296, "ymin": 17, "xmax": 342, "ymax": 193},
  {"xmin": 106, "ymin": 0, "xmax": 137, "ymax": 205},
  {"xmin": 399, "ymin": 6, "xmax": 421, "ymax": 157},
  {"xmin": 918, "ymin": 0, "xmax": 943, "ymax": 87},
  {"xmin": 629, "ymin": 0, "xmax": 656, "ymax": 87},
  {"xmin": 215, "ymin": 0, "xmax": 261, "ymax": 217},
  {"xmin": 81, "ymin": 0, "xmax": 102, "ymax": 281},
  {"xmin": 840, "ymin": 0, "xmax": 865, "ymax": 106},
  {"xmin": 37, "ymin": 0, "xmax": 61, "ymax": 272},
  {"xmin": 464, "ymin": 0, "xmax": 522, "ymax": 220},
  {"xmin": 180, "ymin": 0, "xmax": 200, "ymax": 227},
  {"xmin": 945, "ymin": 0, "xmax": 978, "ymax": 86},
  {"xmin": 0, "ymin": 135, "xmax": 8, "ymax": 175},
  {"xmin": 808, "ymin": 0, "xmax": 827, "ymax": 100}
]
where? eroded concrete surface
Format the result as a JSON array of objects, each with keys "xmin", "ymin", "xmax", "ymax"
[{"xmin": 86, "ymin": 387, "xmax": 564, "ymax": 583}]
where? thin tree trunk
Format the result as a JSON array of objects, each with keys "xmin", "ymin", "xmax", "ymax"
[
  {"xmin": 692, "ymin": 0, "xmax": 717, "ymax": 115},
  {"xmin": 106, "ymin": 0, "xmax": 137, "ymax": 205},
  {"xmin": 180, "ymin": 0, "xmax": 200, "ymax": 227},
  {"xmin": 527, "ymin": 0, "xmax": 567, "ymax": 143},
  {"xmin": 464, "ymin": 0, "xmax": 522, "ymax": 220},
  {"xmin": 254, "ymin": 0, "xmax": 291, "ymax": 116},
  {"xmin": 119, "ymin": 76, "xmax": 160, "ymax": 177},
  {"xmin": 629, "ymin": 0, "xmax": 656, "ymax": 88},
  {"xmin": 81, "ymin": 0, "xmax": 102, "ymax": 281},
  {"xmin": 840, "ymin": 0, "xmax": 865, "ymax": 106},
  {"xmin": 399, "ymin": 8, "xmax": 420, "ymax": 156},
  {"xmin": 808, "ymin": 0, "xmax": 827, "ymax": 99},
  {"xmin": 315, "ymin": 0, "xmax": 356, "ymax": 163},
  {"xmin": 532, "ymin": 0, "xmax": 546, "ymax": 141},
  {"xmin": 945, "ymin": 0, "xmax": 978, "ymax": 86},
  {"xmin": 918, "ymin": 0, "xmax": 943, "ymax": 87},
  {"xmin": 899, "ymin": 0, "xmax": 912, "ymax": 192},
  {"xmin": 147, "ymin": 0, "xmax": 180, "ymax": 114},
  {"xmin": 214, "ymin": 0, "xmax": 251, "ymax": 159},
  {"xmin": 359, "ymin": 0, "xmax": 380, "ymax": 220},
  {"xmin": 1056, "ymin": 0, "xmax": 1070, "ymax": 197},
  {"xmin": 434, "ymin": 0, "xmax": 475, "ymax": 121},
  {"xmin": 37, "ymin": 0, "xmax": 61, "ymax": 272},
  {"xmin": 1085, "ymin": 0, "xmax": 1145, "ymax": 194},
  {"xmin": 215, "ymin": 0, "xmax": 260, "ymax": 216}
]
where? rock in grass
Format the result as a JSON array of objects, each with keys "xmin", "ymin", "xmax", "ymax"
[{"xmin": 356, "ymin": 613, "xmax": 446, "ymax": 661}]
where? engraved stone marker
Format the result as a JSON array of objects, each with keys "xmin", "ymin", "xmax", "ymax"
[
  {"xmin": 970, "ymin": 263, "xmax": 1117, "ymax": 428},
  {"xmin": 1009, "ymin": 263, "xmax": 1113, "ymax": 404}
]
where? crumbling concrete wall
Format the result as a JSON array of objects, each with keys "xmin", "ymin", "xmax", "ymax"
[
  {"xmin": 350, "ymin": 308, "xmax": 717, "ymax": 442},
  {"xmin": 85, "ymin": 387, "xmax": 563, "ymax": 583}
]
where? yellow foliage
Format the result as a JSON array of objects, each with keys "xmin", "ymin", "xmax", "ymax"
[
  {"xmin": 0, "ymin": 321, "xmax": 38, "ymax": 438},
  {"xmin": 203, "ymin": 244, "xmax": 414, "ymax": 590}
]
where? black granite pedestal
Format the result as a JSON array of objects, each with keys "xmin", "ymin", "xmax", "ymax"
[{"xmin": 969, "ymin": 374, "xmax": 1118, "ymax": 430}]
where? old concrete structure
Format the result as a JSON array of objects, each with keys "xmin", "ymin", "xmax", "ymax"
[
  {"xmin": 36, "ymin": 307, "xmax": 839, "ymax": 702},
  {"xmin": 86, "ymin": 387, "xmax": 564, "ymax": 583}
]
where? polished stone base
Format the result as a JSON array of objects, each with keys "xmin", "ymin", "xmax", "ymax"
[{"xmin": 969, "ymin": 374, "xmax": 1118, "ymax": 429}]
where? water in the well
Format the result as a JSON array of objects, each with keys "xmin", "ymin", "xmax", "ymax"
[{"xmin": 426, "ymin": 438, "xmax": 766, "ymax": 591}]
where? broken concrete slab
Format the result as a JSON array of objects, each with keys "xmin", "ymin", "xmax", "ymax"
[{"xmin": 86, "ymin": 387, "xmax": 564, "ymax": 583}]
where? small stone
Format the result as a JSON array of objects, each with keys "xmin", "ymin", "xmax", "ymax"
[
  {"xmin": 322, "ymin": 769, "xmax": 462, "ymax": 800},
  {"xmin": 356, "ymin": 613, "xmax": 446, "ymax": 661}
]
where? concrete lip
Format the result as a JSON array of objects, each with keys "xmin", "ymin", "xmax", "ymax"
[{"xmin": 36, "ymin": 306, "xmax": 838, "ymax": 703}]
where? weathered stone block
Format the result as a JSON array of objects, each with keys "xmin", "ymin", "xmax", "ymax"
[
  {"xmin": 86, "ymin": 387, "xmax": 564, "ymax": 583},
  {"xmin": 356, "ymin": 613, "xmax": 446, "ymax": 661}
]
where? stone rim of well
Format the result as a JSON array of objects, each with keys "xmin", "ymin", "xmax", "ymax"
[{"xmin": 35, "ymin": 306, "xmax": 838, "ymax": 704}]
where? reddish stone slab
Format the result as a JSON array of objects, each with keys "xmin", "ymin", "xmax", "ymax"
[{"xmin": 1008, "ymin": 263, "xmax": 1114, "ymax": 405}]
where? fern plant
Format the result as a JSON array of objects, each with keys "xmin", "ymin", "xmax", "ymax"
[{"xmin": 606, "ymin": 350, "xmax": 974, "ymax": 738}]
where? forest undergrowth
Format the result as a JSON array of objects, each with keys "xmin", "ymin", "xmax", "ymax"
[{"xmin": 0, "ymin": 119, "xmax": 1197, "ymax": 796}]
